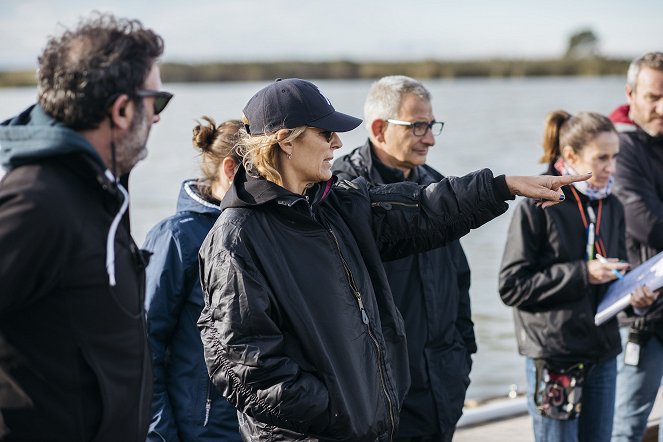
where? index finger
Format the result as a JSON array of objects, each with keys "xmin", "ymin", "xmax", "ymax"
[{"xmin": 554, "ymin": 172, "xmax": 593, "ymax": 186}]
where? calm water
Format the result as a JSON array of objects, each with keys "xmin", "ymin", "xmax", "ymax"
[{"xmin": 0, "ymin": 76, "xmax": 626, "ymax": 400}]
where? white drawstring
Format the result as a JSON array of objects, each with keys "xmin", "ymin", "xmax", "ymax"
[{"xmin": 104, "ymin": 170, "xmax": 129, "ymax": 286}]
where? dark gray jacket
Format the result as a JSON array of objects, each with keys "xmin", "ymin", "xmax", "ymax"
[
  {"xmin": 198, "ymin": 165, "xmax": 510, "ymax": 441},
  {"xmin": 332, "ymin": 141, "xmax": 475, "ymax": 437},
  {"xmin": 610, "ymin": 104, "xmax": 663, "ymax": 341}
]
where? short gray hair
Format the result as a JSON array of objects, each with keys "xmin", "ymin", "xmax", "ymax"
[
  {"xmin": 363, "ymin": 75, "xmax": 431, "ymax": 131},
  {"xmin": 626, "ymin": 52, "xmax": 663, "ymax": 91}
]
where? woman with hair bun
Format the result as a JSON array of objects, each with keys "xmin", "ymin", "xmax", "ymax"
[
  {"xmin": 143, "ymin": 117, "xmax": 242, "ymax": 441},
  {"xmin": 499, "ymin": 110, "xmax": 656, "ymax": 442}
]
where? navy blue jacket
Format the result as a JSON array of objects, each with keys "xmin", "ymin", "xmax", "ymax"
[
  {"xmin": 332, "ymin": 141, "xmax": 476, "ymax": 437},
  {"xmin": 143, "ymin": 180, "xmax": 240, "ymax": 442}
]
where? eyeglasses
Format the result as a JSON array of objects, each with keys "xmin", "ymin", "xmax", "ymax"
[
  {"xmin": 134, "ymin": 89, "xmax": 174, "ymax": 115},
  {"xmin": 386, "ymin": 119, "xmax": 444, "ymax": 136}
]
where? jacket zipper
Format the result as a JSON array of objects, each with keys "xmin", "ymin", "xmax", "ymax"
[
  {"xmin": 371, "ymin": 201, "xmax": 419, "ymax": 209},
  {"xmin": 132, "ymin": 240, "xmax": 150, "ymax": 441},
  {"xmin": 204, "ymin": 379, "xmax": 212, "ymax": 426},
  {"xmin": 325, "ymin": 224, "xmax": 396, "ymax": 440}
]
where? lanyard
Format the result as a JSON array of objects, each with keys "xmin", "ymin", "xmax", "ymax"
[{"xmin": 569, "ymin": 186, "xmax": 606, "ymax": 260}]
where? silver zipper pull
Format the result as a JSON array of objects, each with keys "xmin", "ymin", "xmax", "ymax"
[
  {"xmin": 354, "ymin": 291, "xmax": 370, "ymax": 324},
  {"xmin": 204, "ymin": 398, "xmax": 211, "ymax": 426}
]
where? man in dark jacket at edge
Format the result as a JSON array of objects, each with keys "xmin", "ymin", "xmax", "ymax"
[
  {"xmin": 610, "ymin": 52, "xmax": 663, "ymax": 442},
  {"xmin": 0, "ymin": 13, "xmax": 172, "ymax": 442},
  {"xmin": 332, "ymin": 75, "xmax": 474, "ymax": 442}
]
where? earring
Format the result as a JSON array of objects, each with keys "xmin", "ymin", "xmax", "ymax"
[{"xmin": 288, "ymin": 153, "xmax": 292, "ymax": 160}]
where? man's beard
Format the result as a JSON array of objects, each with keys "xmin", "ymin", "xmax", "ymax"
[{"xmin": 115, "ymin": 103, "xmax": 150, "ymax": 175}]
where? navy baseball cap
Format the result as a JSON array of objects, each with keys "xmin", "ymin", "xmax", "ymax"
[{"xmin": 242, "ymin": 78, "xmax": 362, "ymax": 135}]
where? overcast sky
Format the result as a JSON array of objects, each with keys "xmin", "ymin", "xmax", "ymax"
[{"xmin": 0, "ymin": 0, "xmax": 660, "ymax": 70}]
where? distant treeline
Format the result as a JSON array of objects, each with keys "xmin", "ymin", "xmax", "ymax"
[{"xmin": 0, "ymin": 57, "xmax": 630, "ymax": 87}]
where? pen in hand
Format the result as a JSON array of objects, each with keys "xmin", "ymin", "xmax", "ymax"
[{"xmin": 595, "ymin": 253, "xmax": 625, "ymax": 280}]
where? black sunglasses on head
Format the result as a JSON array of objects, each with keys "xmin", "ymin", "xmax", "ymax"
[{"xmin": 134, "ymin": 89, "xmax": 174, "ymax": 115}]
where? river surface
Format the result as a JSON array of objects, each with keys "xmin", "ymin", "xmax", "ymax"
[{"xmin": 0, "ymin": 76, "xmax": 627, "ymax": 400}]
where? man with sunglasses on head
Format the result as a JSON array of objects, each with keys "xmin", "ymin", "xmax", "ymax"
[
  {"xmin": 332, "ymin": 75, "xmax": 473, "ymax": 442},
  {"xmin": 0, "ymin": 12, "xmax": 172, "ymax": 441}
]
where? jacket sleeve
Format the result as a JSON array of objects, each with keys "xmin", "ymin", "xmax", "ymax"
[
  {"xmin": 364, "ymin": 169, "xmax": 511, "ymax": 261},
  {"xmin": 198, "ymin": 242, "xmax": 331, "ymax": 435},
  {"xmin": 614, "ymin": 139, "xmax": 663, "ymax": 250},
  {"xmin": 143, "ymin": 224, "xmax": 191, "ymax": 442},
  {"xmin": 331, "ymin": 168, "xmax": 357, "ymax": 182},
  {"xmin": 0, "ymin": 175, "xmax": 72, "ymax": 315},
  {"xmin": 451, "ymin": 241, "xmax": 476, "ymax": 354},
  {"xmin": 498, "ymin": 200, "xmax": 589, "ymax": 310}
]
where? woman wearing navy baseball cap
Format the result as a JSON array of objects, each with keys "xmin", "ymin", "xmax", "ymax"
[{"xmin": 198, "ymin": 78, "xmax": 591, "ymax": 441}]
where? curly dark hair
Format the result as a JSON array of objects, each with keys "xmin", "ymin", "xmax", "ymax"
[{"xmin": 37, "ymin": 12, "xmax": 164, "ymax": 130}]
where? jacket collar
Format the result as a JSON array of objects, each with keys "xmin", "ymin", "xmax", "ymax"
[
  {"xmin": 348, "ymin": 139, "xmax": 441, "ymax": 185},
  {"xmin": 0, "ymin": 104, "xmax": 107, "ymax": 172},
  {"xmin": 608, "ymin": 104, "xmax": 634, "ymax": 124},
  {"xmin": 609, "ymin": 104, "xmax": 663, "ymax": 146},
  {"xmin": 220, "ymin": 165, "xmax": 335, "ymax": 212},
  {"xmin": 176, "ymin": 180, "xmax": 221, "ymax": 215}
]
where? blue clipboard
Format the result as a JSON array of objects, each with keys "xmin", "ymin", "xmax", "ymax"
[{"xmin": 594, "ymin": 251, "xmax": 663, "ymax": 325}]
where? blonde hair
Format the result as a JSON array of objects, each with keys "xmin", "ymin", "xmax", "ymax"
[
  {"xmin": 539, "ymin": 110, "xmax": 615, "ymax": 165},
  {"xmin": 192, "ymin": 117, "xmax": 242, "ymax": 191},
  {"xmin": 236, "ymin": 115, "xmax": 306, "ymax": 186}
]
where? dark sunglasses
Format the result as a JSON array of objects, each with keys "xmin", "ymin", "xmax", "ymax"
[
  {"xmin": 134, "ymin": 89, "xmax": 174, "ymax": 115},
  {"xmin": 308, "ymin": 127, "xmax": 335, "ymax": 142}
]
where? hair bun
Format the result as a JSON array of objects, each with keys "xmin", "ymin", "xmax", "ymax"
[{"xmin": 192, "ymin": 116, "xmax": 217, "ymax": 152}]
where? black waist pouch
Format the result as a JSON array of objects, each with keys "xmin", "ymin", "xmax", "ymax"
[{"xmin": 533, "ymin": 359, "xmax": 587, "ymax": 420}]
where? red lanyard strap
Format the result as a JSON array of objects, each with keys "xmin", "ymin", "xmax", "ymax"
[
  {"xmin": 570, "ymin": 187, "xmax": 588, "ymax": 228},
  {"xmin": 569, "ymin": 186, "xmax": 605, "ymax": 260}
]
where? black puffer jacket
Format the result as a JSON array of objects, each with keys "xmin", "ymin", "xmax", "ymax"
[
  {"xmin": 0, "ymin": 105, "xmax": 151, "ymax": 441},
  {"xmin": 332, "ymin": 141, "xmax": 475, "ymax": 437},
  {"xmin": 499, "ymin": 169, "xmax": 625, "ymax": 365},
  {"xmin": 198, "ymin": 166, "xmax": 511, "ymax": 441}
]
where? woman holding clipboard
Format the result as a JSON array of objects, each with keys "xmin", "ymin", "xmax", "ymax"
[{"xmin": 498, "ymin": 110, "xmax": 655, "ymax": 442}]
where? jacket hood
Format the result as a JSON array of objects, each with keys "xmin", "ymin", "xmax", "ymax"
[
  {"xmin": 609, "ymin": 104, "xmax": 663, "ymax": 146},
  {"xmin": 609, "ymin": 104, "xmax": 638, "ymax": 132},
  {"xmin": 0, "ymin": 104, "xmax": 106, "ymax": 171},
  {"xmin": 220, "ymin": 165, "xmax": 335, "ymax": 211},
  {"xmin": 177, "ymin": 180, "xmax": 222, "ymax": 215},
  {"xmin": 1, "ymin": 104, "xmax": 131, "ymax": 289}
]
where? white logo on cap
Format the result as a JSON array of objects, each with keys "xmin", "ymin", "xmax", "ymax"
[{"xmin": 315, "ymin": 86, "xmax": 332, "ymax": 106}]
